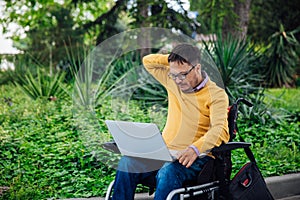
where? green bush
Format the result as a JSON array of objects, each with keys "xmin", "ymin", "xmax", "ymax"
[
  {"xmin": 0, "ymin": 84, "xmax": 166, "ymax": 199},
  {"xmin": 232, "ymin": 88, "xmax": 300, "ymax": 176},
  {"xmin": 0, "ymin": 86, "xmax": 299, "ymax": 199},
  {"xmin": 0, "ymin": 85, "xmax": 112, "ymax": 199},
  {"xmin": 233, "ymin": 119, "xmax": 300, "ymax": 177}
]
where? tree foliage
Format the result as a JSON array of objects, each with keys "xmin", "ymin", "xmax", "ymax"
[
  {"xmin": 0, "ymin": 0, "xmax": 113, "ymax": 67},
  {"xmin": 190, "ymin": 0, "xmax": 251, "ymax": 39},
  {"xmin": 248, "ymin": 0, "xmax": 300, "ymax": 44},
  {"xmin": 1, "ymin": 0, "xmax": 300, "ymax": 88},
  {"xmin": 190, "ymin": 0, "xmax": 234, "ymax": 34},
  {"xmin": 1, "ymin": 0, "xmax": 200, "ymax": 67}
]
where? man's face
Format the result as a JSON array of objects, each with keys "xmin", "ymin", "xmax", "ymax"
[{"xmin": 169, "ymin": 61, "xmax": 201, "ymax": 92}]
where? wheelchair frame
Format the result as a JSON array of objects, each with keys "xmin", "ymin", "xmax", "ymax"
[{"xmin": 103, "ymin": 98, "xmax": 253, "ymax": 200}]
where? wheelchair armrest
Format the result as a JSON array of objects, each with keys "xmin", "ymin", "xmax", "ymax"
[
  {"xmin": 211, "ymin": 142, "xmax": 251, "ymax": 153},
  {"xmin": 101, "ymin": 142, "xmax": 121, "ymax": 154}
]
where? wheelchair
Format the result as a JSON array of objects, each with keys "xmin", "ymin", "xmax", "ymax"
[{"xmin": 103, "ymin": 98, "xmax": 254, "ymax": 200}]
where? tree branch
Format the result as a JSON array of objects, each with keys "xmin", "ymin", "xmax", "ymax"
[{"xmin": 83, "ymin": 0, "xmax": 127, "ymax": 30}]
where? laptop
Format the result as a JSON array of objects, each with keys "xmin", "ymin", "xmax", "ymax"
[{"xmin": 105, "ymin": 120, "xmax": 178, "ymax": 162}]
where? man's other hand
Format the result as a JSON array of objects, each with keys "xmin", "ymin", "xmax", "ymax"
[{"xmin": 177, "ymin": 147, "xmax": 198, "ymax": 168}]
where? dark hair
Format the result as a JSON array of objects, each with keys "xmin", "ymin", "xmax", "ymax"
[{"xmin": 168, "ymin": 43, "xmax": 201, "ymax": 66}]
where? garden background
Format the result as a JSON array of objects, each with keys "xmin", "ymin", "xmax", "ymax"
[{"xmin": 0, "ymin": 0, "xmax": 299, "ymax": 199}]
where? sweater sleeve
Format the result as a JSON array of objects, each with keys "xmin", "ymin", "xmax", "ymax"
[
  {"xmin": 142, "ymin": 54, "xmax": 170, "ymax": 85},
  {"xmin": 192, "ymin": 89, "xmax": 230, "ymax": 153}
]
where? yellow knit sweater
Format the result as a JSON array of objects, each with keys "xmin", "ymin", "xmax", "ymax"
[{"xmin": 142, "ymin": 54, "xmax": 229, "ymax": 154}]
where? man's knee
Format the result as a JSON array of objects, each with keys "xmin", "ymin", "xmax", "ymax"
[
  {"xmin": 156, "ymin": 162, "xmax": 182, "ymax": 182},
  {"xmin": 118, "ymin": 156, "xmax": 163, "ymax": 173},
  {"xmin": 117, "ymin": 156, "xmax": 131, "ymax": 168}
]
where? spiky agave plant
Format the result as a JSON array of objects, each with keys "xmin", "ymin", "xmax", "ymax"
[
  {"xmin": 203, "ymin": 34, "xmax": 264, "ymax": 104},
  {"xmin": 14, "ymin": 68, "xmax": 69, "ymax": 101},
  {"xmin": 263, "ymin": 24, "xmax": 300, "ymax": 87}
]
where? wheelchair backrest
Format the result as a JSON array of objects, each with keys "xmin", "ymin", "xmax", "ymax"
[
  {"xmin": 228, "ymin": 103, "xmax": 238, "ymax": 141},
  {"xmin": 227, "ymin": 98, "xmax": 253, "ymax": 141}
]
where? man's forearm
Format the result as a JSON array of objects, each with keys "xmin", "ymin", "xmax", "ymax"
[{"xmin": 142, "ymin": 54, "xmax": 170, "ymax": 85}]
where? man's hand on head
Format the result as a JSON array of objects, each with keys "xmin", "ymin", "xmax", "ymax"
[{"xmin": 177, "ymin": 147, "xmax": 198, "ymax": 168}]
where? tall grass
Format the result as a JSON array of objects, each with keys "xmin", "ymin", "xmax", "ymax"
[{"xmin": 264, "ymin": 88, "xmax": 300, "ymax": 111}]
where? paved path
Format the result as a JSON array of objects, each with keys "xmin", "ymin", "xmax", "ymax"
[
  {"xmin": 61, "ymin": 194, "xmax": 300, "ymax": 200},
  {"xmin": 60, "ymin": 173, "xmax": 300, "ymax": 200}
]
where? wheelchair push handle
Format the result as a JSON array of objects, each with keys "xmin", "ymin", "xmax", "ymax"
[{"xmin": 236, "ymin": 98, "xmax": 253, "ymax": 107}]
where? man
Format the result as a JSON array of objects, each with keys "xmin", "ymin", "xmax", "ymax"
[{"xmin": 111, "ymin": 43, "xmax": 229, "ymax": 200}]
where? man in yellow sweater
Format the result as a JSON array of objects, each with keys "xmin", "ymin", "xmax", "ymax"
[{"xmin": 112, "ymin": 44, "xmax": 229, "ymax": 200}]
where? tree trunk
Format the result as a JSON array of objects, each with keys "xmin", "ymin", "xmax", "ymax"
[
  {"xmin": 223, "ymin": 0, "xmax": 252, "ymax": 39},
  {"xmin": 137, "ymin": 0, "xmax": 151, "ymax": 57}
]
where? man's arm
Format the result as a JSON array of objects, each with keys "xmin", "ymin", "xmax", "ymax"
[
  {"xmin": 142, "ymin": 54, "xmax": 170, "ymax": 85},
  {"xmin": 177, "ymin": 91, "xmax": 229, "ymax": 168},
  {"xmin": 193, "ymin": 91, "xmax": 230, "ymax": 154}
]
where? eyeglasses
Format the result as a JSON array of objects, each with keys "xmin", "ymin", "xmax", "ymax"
[{"xmin": 168, "ymin": 65, "xmax": 196, "ymax": 81}]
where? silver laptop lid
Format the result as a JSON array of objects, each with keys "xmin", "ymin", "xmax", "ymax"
[{"xmin": 105, "ymin": 120, "xmax": 174, "ymax": 161}]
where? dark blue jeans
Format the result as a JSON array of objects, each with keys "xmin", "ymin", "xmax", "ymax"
[{"xmin": 111, "ymin": 156, "xmax": 211, "ymax": 200}]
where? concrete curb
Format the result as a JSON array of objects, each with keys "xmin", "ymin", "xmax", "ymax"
[
  {"xmin": 61, "ymin": 173, "xmax": 300, "ymax": 200},
  {"xmin": 265, "ymin": 173, "xmax": 300, "ymax": 199}
]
